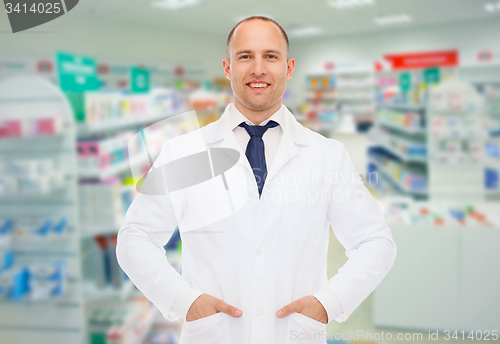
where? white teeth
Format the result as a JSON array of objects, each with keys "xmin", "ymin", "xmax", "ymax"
[{"xmin": 249, "ymin": 83, "xmax": 269, "ymax": 88}]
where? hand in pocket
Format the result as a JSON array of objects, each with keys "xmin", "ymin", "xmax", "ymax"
[
  {"xmin": 276, "ymin": 295, "xmax": 328, "ymax": 324},
  {"xmin": 186, "ymin": 293, "xmax": 243, "ymax": 322}
]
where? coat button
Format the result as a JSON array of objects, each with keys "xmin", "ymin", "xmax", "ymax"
[
  {"xmin": 255, "ymin": 308, "xmax": 263, "ymax": 317},
  {"xmin": 254, "ymin": 248, "xmax": 262, "ymax": 256}
]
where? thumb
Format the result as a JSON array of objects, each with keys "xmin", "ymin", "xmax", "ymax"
[
  {"xmin": 276, "ymin": 300, "xmax": 300, "ymax": 319},
  {"xmin": 215, "ymin": 299, "xmax": 243, "ymax": 318}
]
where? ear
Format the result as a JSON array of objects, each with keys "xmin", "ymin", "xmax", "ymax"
[
  {"xmin": 286, "ymin": 58, "xmax": 295, "ymax": 81},
  {"xmin": 223, "ymin": 58, "xmax": 231, "ymax": 80}
]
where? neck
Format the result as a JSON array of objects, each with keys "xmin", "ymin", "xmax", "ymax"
[{"xmin": 234, "ymin": 98, "xmax": 282, "ymax": 125}]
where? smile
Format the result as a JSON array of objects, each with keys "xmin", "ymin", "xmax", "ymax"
[{"xmin": 247, "ymin": 82, "xmax": 270, "ymax": 90}]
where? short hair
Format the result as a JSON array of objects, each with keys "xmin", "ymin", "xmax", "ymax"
[{"xmin": 226, "ymin": 16, "xmax": 289, "ymax": 60}]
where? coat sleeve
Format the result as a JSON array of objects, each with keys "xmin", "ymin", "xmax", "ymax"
[
  {"xmin": 315, "ymin": 140, "xmax": 397, "ymax": 323},
  {"xmin": 116, "ymin": 145, "xmax": 203, "ymax": 322}
]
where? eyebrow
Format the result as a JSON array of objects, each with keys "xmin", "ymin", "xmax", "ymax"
[{"xmin": 235, "ymin": 50, "xmax": 282, "ymax": 56}]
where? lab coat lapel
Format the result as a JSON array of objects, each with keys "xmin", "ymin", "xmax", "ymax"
[
  {"xmin": 204, "ymin": 105, "xmax": 253, "ymax": 174},
  {"xmin": 265, "ymin": 106, "xmax": 310, "ymax": 186},
  {"xmin": 265, "ymin": 129, "xmax": 297, "ymax": 186},
  {"xmin": 204, "ymin": 104, "xmax": 311, "ymax": 187}
]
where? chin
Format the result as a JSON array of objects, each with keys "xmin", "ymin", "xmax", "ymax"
[{"xmin": 246, "ymin": 102, "xmax": 271, "ymax": 112}]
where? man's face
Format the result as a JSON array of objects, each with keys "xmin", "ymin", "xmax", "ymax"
[{"xmin": 223, "ymin": 20, "xmax": 295, "ymax": 113}]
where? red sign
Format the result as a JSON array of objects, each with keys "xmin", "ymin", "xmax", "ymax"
[
  {"xmin": 478, "ymin": 50, "xmax": 493, "ymax": 62},
  {"xmin": 174, "ymin": 65, "xmax": 185, "ymax": 78},
  {"xmin": 384, "ymin": 50, "xmax": 458, "ymax": 70},
  {"xmin": 37, "ymin": 60, "xmax": 53, "ymax": 73},
  {"xmin": 324, "ymin": 61, "xmax": 335, "ymax": 71},
  {"xmin": 97, "ymin": 63, "xmax": 110, "ymax": 75}
]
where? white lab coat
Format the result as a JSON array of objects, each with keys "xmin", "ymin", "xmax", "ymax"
[{"xmin": 117, "ymin": 103, "xmax": 396, "ymax": 344}]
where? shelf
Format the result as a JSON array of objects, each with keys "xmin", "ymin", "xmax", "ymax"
[
  {"xmin": 80, "ymin": 224, "xmax": 122, "ymax": 238},
  {"xmin": 78, "ymin": 152, "xmax": 158, "ymax": 181},
  {"xmin": 372, "ymin": 140, "xmax": 427, "ymax": 164},
  {"xmin": 370, "ymin": 159, "xmax": 428, "ymax": 196},
  {"xmin": 76, "ymin": 109, "xmax": 184, "ymax": 138},
  {"xmin": 379, "ymin": 103, "xmax": 426, "ymax": 112},
  {"xmin": 83, "ymin": 280, "xmax": 135, "ymax": 303},
  {"xmin": 376, "ymin": 119, "xmax": 426, "ymax": 136},
  {"xmin": 336, "ymin": 84, "xmax": 374, "ymax": 90}
]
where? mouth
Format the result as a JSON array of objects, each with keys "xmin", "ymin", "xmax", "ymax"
[{"xmin": 246, "ymin": 82, "xmax": 270, "ymax": 91}]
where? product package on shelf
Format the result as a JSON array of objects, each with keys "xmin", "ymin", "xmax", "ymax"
[
  {"xmin": 427, "ymin": 80, "xmax": 487, "ymax": 200},
  {"xmin": 0, "ymin": 116, "xmax": 64, "ymax": 139},
  {"xmin": 0, "ymin": 158, "xmax": 66, "ymax": 197},
  {"xmin": 90, "ymin": 234, "xmax": 129, "ymax": 291},
  {"xmin": 13, "ymin": 216, "xmax": 69, "ymax": 242},
  {"xmin": 485, "ymin": 139, "xmax": 500, "ymax": 193},
  {"xmin": 88, "ymin": 295, "xmax": 158, "ymax": 344},
  {"xmin": 0, "ymin": 257, "xmax": 69, "ymax": 302},
  {"xmin": 77, "ymin": 131, "xmax": 136, "ymax": 176},
  {"xmin": 368, "ymin": 148, "xmax": 427, "ymax": 196},
  {"xmin": 369, "ymin": 126, "xmax": 427, "ymax": 162},
  {"xmin": 0, "ymin": 214, "xmax": 71, "ymax": 303},
  {"xmin": 376, "ymin": 70, "xmax": 429, "ymax": 108},
  {"xmin": 374, "ymin": 107, "xmax": 426, "ymax": 132},
  {"xmin": 79, "ymin": 177, "xmax": 124, "ymax": 229},
  {"xmin": 376, "ymin": 197, "xmax": 500, "ymax": 227},
  {"xmin": 67, "ymin": 88, "xmax": 185, "ymax": 125}
]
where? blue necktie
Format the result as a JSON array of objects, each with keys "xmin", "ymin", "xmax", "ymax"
[{"xmin": 239, "ymin": 120, "xmax": 279, "ymax": 198}]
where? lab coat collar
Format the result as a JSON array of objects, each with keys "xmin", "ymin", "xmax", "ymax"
[
  {"xmin": 205, "ymin": 103, "xmax": 310, "ymax": 146},
  {"xmin": 203, "ymin": 103, "xmax": 311, "ymax": 187},
  {"xmin": 227, "ymin": 103, "xmax": 286, "ymax": 130}
]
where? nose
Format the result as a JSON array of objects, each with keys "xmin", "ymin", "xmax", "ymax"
[{"xmin": 251, "ymin": 57, "xmax": 266, "ymax": 76}]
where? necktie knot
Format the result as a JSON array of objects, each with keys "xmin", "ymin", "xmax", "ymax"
[{"xmin": 239, "ymin": 120, "xmax": 279, "ymax": 138}]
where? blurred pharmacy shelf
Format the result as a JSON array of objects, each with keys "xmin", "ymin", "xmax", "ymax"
[
  {"xmin": 300, "ymin": 69, "xmax": 376, "ymax": 138},
  {"xmin": 0, "ymin": 77, "xmax": 86, "ymax": 344},
  {"xmin": 0, "ymin": 77, "xmax": 191, "ymax": 344},
  {"xmin": 72, "ymin": 89, "xmax": 191, "ymax": 344},
  {"xmin": 76, "ymin": 110, "xmax": 179, "ymax": 138},
  {"xmin": 369, "ymin": 157, "xmax": 428, "ymax": 197},
  {"xmin": 376, "ymin": 118, "xmax": 426, "ymax": 135},
  {"xmin": 83, "ymin": 279, "xmax": 134, "ymax": 302},
  {"xmin": 80, "ymin": 224, "xmax": 123, "ymax": 239},
  {"xmin": 370, "ymin": 136, "xmax": 427, "ymax": 164},
  {"xmin": 78, "ymin": 150, "xmax": 160, "ymax": 181}
]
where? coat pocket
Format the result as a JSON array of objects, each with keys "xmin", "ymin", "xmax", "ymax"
[
  {"xmin": 179, "ymin": 312, "xmax": 231, "ymax": 344},
  {"xmin": 286, "ymin": 312, "xmax": 327, "ymax": 344}
]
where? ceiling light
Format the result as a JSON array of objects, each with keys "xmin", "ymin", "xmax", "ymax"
[
  {"xmin": 374, "ymin": 14, "xmax": 412, "ymax": 25},
  {"xmin": 152, "ymin": 0, "xmax": 200, "ymax": 10},
  {"xmin": 288, "ymin": 26, "xmax": 324, "ymax": 38},
  {"xmin": 484, "ymin": 3, "xmax": 496, "ymax": 11},
  {"xmin": 328, "ymin": 0, "xmax": 375, "ymax": 9}
]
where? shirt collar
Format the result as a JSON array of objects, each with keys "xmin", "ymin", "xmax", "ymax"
[
  {"xmin": 204, "ymin": 102, "xmax": 310, "ymax": 146},
  {"xmin": 228, "ymin": 104, "xmax": 285, "ymax": 131}
]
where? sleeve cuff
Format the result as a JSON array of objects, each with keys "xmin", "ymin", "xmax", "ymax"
[
  {"xmin": 170, "ymin": 287, "xmax": 204, "ymax": 322},
  {"xmin": 312, "ymin": 289, "xmax": 343, "ymax": 324}
]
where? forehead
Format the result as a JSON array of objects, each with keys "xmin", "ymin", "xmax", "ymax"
[{"xmin": 230, "ymin": 20, "xmax": 286, "ymax": 54}]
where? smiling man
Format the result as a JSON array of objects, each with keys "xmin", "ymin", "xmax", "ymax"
[{"xmin": 117, "ymin": 16, "xmax": 396, "ymax": 344}]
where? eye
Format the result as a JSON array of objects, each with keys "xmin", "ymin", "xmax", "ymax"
[
  {"xmin": 267, "ymin": 55, "xmax": 277, "ymax": 59},
  {"xmin": 240, "ymin": 55, "xmax": 250, "ymax": 59}
]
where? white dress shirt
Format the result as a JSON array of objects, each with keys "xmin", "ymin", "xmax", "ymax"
[
  {"xmin": 230, "ymin": 104, "xmax": 284, "ymax": 170},
  {"xmin": 116, "ymin": 103, "xmax": 397, "ymax": 344}
]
